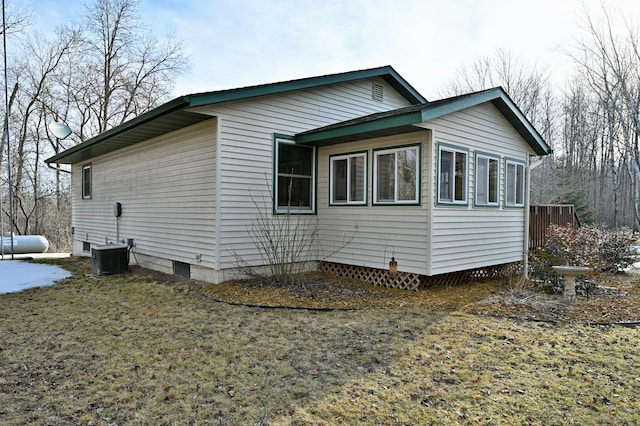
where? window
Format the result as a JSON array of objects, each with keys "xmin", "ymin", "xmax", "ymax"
[
  {"xmin": 373, "ymin": 145, "xmax": 419, "ymax": 204},
  {"xmin": 275, "ymin": 138, "xmax": 315, "ymax": 212},
  {"xmin": 438, "ymin": 145, "xmax": 468, "ymax": 204},
  {"xmin": 330, "ymin": 152, "xmax": 367, "ymax": 205},
  {"xmin": 82, "ymin": 164, "xmax": 92, "ymax": 199},
  {"xmin": 505, "ymin": 160, "xmax": 525, "ymax": 207},
  {"xmin": 475, "ymin": 154, "xmax": 499, "ymax": 206}
]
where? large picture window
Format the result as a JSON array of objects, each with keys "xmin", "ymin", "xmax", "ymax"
[
  {"xmin": 505, "ymin": 160, "xmax": 525, "ymax": 207},
  {"xmin": 82, "ymin": 164, "xmax": 92, "ymax": 199},
  {"xmin": 475, "ymin": 153, "xmax": 499, "ymax": 206},
  {"xmin": 330, "ymin": 152, "xmax": 367, "ymax": 205},
  {"xmin": 438, "ymin": 145, "xmax": 468, "ymax": 204},
  {"xmin": 275, "ymin": 138, "xmax": 315, "ymax": 212},
  {"xmin": 373, "ymin": 145, "xmax": 419, "ymax": 204}
]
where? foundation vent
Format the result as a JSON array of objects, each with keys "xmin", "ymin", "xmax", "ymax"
[
  {"xmin": 173, "ymin": 261, "xmax": 191, "ymax": 279},
  {"xmin": 372, "ymin": 82, "xmax": 384, "ymax": 102}
]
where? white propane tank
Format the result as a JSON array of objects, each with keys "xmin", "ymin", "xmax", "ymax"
[{"xmin": 1, "ymin": 232, "xmax": 50, "ymax": 254}]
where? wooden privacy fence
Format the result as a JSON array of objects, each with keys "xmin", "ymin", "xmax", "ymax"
[{"xmin": 529, "ymin": 204, "xmax": 581, "ymax": 250}]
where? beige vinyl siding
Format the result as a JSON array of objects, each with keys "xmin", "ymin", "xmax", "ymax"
[
  {"xmin": 194, "ymin": 78, "xmax": 415, "ymax": 274},
  {"xmin": 71, "ymin": 119, "xmax": 217, "ymax": 278},
  {"xmin": 420, "ymin": 102, "xmax": 533, "ymax": 157},
  {"xmin": 430, "ymin": 208, "xmax": 525, "ymax": 274},
  {"xmin": 317, "ymin": 132, "xmax": 431, "ymax": 275},
  {"xmin": 425, "ymin": 103, "xmax": 534, "ymax": 275}
]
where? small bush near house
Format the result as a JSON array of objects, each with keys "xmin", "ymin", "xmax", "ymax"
[
  {"xmin": 529, "ymin": 224, "xmax": 636, "ymax": 292},
  {"xmin": 600, "ymin": 226, "xmax": 638, "ymax": 271}
]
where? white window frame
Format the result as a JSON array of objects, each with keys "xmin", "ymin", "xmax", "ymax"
[
  {"xmin": 329, "ymin": 152, "xmax": 367, "ymax": 206},
  {"xmin": 373, "ymin": 144, "xmax": 420, "ymax": 205},
  {"xmin": 437, "ymin": 144, "xmax": 468, "ymax": 205},
  {"xmin": 505, "ymin": 159, "xmax": 526, "ymax": 207},
  {"xmin": 475, "ymin": 153, "xmax": 500, "ymax": 207},
  {"xmin": 274, "ymin": 137, "xmax": 315, "ymax": 213},
  {"xmin": 82, "ymin": 164, "xmax": 92, "ymax": 199}
]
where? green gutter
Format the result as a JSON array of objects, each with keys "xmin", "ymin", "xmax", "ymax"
[
  {"xmin": 419, "ymin": 88, "xmax": 550, "ymax": 155},
  {"xmin": 491, "ymin": 99, "xmax": 551, "ymax": 155},
  {"xmin": 297, "ymin": 87, "xmax": 552, "ymax": 156},
  {"xmin": 45, "ymin": 96, "xmax": 191, "ymax": 163},
  {"xmin": 46, "ymin": 65, "xmax": 428, "ymax": 164},
  {"xmin": 296, "ymin": 111, "xmax": 424, "ymax": 144}
]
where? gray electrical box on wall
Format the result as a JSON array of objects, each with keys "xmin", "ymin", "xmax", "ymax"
[{"xmin": 92, "ymin": 244, "xmax": 128, "ymax": 276}]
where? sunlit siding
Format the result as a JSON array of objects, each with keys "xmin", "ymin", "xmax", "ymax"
[
  {"xmin": 424, "ymin": 102, "xmax": 535, "ymax": 275},
  {"xmin": 316, "ymin": 131, "xmax": 431, "ymax": 275},
  {"xmin": 193, "ymin": 77, "xmax": 414, "ymax": 273},
  {"xmin": 71, "ymin": 119, "xmax": 217, "ymax": 279}
]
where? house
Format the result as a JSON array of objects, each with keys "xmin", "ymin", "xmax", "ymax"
[{"xmin": 45, "ymin": 66, "xmax": 552, "ymax": 288}]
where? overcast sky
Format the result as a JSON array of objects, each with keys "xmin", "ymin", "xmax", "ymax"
[{"xmin": 26, "ymin": 0, "xmax": 640, "ymax": 100}]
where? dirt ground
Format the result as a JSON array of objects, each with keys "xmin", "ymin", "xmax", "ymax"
[{"xmin": 202, "ymin": 269, "xmax": 640, "ymax": 325}]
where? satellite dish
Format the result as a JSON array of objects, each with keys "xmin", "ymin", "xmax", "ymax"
[{"xmin": 49, "ymin": 121, "xmax": 72, "ymax": 140}]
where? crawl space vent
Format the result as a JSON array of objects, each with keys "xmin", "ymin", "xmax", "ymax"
[
  {"xmin": 173, "ymin": 261, "xmax": 191, "ymax": 279},
  {"xmin": 372, "ymin": 82, "xmax": 384, "ymax": 101}
]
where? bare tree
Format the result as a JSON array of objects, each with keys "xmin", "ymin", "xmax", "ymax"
[
  {"xmin": 2, "ymin": 28, "xmax": 81, "ymax": 235},
  {"xmin": 78, "ymin": 0, "xmax": 188, "ymax": 134},
  {"xmin": 1, "ymin": 0, "xmax": 189, "ymax": 250},
  {"xmin": 438, "ymin": 48, "xmax": 558, "ymax": 142},
  {"xmin": 438, "ymin": 48, "xmax": 560, "ymax": 208},
  {"xmin": 0, "ymin": 0, "xmax": 31, "ymax": 37},
  {"xmin": 571, "ymin": 3, "xmax": 640, "ymax": 229},
  {"xmin": 0, "ymin": 0, "xmax": 31, "ymax": 165}
]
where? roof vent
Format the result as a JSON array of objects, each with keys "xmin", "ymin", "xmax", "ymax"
[{"xmin": 372, "ymin": 82, "xmax": 384, "ymax": 102}]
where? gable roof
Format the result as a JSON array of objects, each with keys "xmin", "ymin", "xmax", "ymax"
[
  {"xmin": 46, "ymin": 66, "xmax": 426, "ymax": 164},
  {"xmin": 296, "ymin": 87, "xmax": 552, "ymax": 156}
]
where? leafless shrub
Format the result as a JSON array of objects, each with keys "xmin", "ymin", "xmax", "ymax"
[
  {"xmin": 233, "ymin": 177, "xmax": 355, "ymax": 287},
  {"xmin": 244, "ymin": 190, "xmax": 319, "ymax": 286},
  {"xmin": 505, "ymin": 274, "xmax": 532, "ymax": 300}
]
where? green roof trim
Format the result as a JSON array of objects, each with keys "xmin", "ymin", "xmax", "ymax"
[
  {"xmin": 46, "ymin": 66, "xmax": 426, "ymax": 164},
  {"xmin": 45, "ymin": 97, "xmax": 199, "ymax": 164},
  {"xmin": 296, "ymin": 87, "xmax": 552, "ymax": 156},
  {"xmin": 296, "ymin": 110, "xmax": 426, "ymax": 145},
  {"xmin": 188, "ymin": 65, "xmax": 426, "ymax": 107}
]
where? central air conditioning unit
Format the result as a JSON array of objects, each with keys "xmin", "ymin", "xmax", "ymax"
[{"xmin": 92, "ymin": 244, "xmax": 129, "ymax": 276}]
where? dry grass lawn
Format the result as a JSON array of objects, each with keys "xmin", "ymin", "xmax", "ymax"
[{"xmin": 1, "ymin": 257, "xmax": 639, "ymax": 425}]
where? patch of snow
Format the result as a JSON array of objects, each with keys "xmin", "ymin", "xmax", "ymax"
[{"xmin": 0, "ymin": 260, "xmax": 71, "ymax": 294}]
